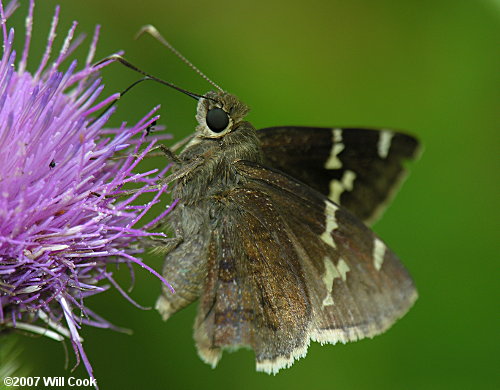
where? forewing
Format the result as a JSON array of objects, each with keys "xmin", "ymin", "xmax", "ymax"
[{"xmin": 257, "ymin": 126, "xmax": 420, "ymax": 224}]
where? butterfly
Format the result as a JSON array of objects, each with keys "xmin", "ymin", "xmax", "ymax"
[
  {"xmin": 153, "ymin": 91, "xmax": 419, "ymax": 373},
  {"xmin": 102, "ymin": 27, "xmax": 420, "ymax": 374}
]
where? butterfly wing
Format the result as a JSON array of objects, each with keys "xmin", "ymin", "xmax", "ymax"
[
  {"xmin": 194, "ymin": 187, "xmax": 311, "ymax": 371},
  {"xmin": 194, "ymin": 160, "xmax": 417, "ymax": 373},
  {"xmin": 257, "ymin": 126, "xmax": 420, "ymax": 224}
]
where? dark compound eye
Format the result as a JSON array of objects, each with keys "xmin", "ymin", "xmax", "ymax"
[{"xmin": 206, "ymin": 108, "xmax": 229, "ymax": 132}]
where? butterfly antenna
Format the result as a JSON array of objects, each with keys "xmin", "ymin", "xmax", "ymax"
[
  {"xmin": 136, "ymin": 25, "xmax": 225, "ymax": 93},
  {"xmin": 94, "ymin": 54, "xmax": 208, "ymax": 101},
  {"xmin": 92, "ymin": 77, "xmax": 152, "ymax": 123}
]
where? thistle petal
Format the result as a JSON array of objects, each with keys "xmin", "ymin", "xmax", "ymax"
[{"xmin": 0, "ymin": 1, "xmax": 172, "ymax": 380}]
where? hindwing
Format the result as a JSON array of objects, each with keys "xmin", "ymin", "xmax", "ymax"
[{"xmin": 193, "ymin": 160, "xmax": 417, "ymax": 373}]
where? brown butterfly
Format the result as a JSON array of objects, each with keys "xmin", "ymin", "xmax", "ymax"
[{"xmin": 103, "ymin": 26, "xmax": 420, "ymax": 374}]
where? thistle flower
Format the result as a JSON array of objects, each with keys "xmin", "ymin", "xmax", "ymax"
[{"xmin": 0, "ymin": 0, "xmax": 173, "ymax": 379}]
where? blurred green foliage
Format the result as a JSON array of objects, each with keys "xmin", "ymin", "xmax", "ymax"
[{"xmin": 5, "ymin": 0, "xmax": 498, "ymax": 389}]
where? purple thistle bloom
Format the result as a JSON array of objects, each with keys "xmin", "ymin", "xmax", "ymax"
[{"xmin": 0, "ymin": 0, "xmax": 173, "ymax": 379}]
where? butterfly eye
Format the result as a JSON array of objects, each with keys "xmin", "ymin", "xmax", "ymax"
[{"xmin": 206, "ymin": 108, "xmax": 229, "ymax": 132}]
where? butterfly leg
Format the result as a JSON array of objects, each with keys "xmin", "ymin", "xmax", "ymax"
[
  {"xmin": 155, "ymin": 220, "xmax": 210, "ymax": 321},
  {"xmin": 157, "ymin": 144, "xmax": 181, "ymax": 164},
  {"xmin": 148, "ymin": 236, "xmax": 183, "ymax": 256}
]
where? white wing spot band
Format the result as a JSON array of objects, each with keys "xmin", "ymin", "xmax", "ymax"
[
  {"xmin": 373, "ymin": 238, "xmax": 386, "ymax": 271},
  {"xmin": 378, "ymin": 130, "xmax": 394, "ymax": 159},
  {"xmin": 324, "ymin": 128, "xmax": 344, "ymax": 169}
]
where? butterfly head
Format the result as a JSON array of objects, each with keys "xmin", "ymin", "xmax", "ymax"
[{"xmin": 196, "ymin": 91, "xmax": 250, "ymax": 139}]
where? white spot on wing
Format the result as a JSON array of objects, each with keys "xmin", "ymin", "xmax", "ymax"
[
  {"xmin": 333, "ymin": 128, "xmax": 342, "ymax": 143},
  {"xmin": 373, "ymin": 238, "xmax": 386, "ymax": 270},
  {"xmin": 321, "ymin": 257, "xmax": 350, "ymax": 307},
  {"xmin": 320, "ymin": 201, "xmax": 338, "ymax": 248},
  {"xmin": 321, "ymin": 257, "xmax": 336, "ymax": 306},
  {"xmin": 378, "ymin": 130, "xmax": 394, "ymax": 159},
  {"xmin": 342, "ymin": 170, "xmax": 356, "ymax": 191},
  {"xmin": 328, "ymin": 170, "xmax": 357, "ymax": 203},
  {"xmin": 328, "ymin": 181, "xmax": 342, "ymax": 204},
  {"xmin": 324, "ymin": 128, "xmax": 344, "ymax": 169},
  {"xmin": 337, "ymin": 258, "xmax": 350, "ymax": 281}
]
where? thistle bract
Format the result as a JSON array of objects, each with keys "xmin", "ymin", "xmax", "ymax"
[{"xmin": 0, "ymin": 0, "xmax": 172, "ymax": 378}]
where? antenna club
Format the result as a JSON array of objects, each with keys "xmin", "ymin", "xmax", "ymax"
[
  {"xmin": 135, "ymin": 26, "xmax": 225, "ymax": 92},
  {"xmin": 135, "ymin": 24, "xmax": 157, "ymax": 40},
  {"xmin": 93, "ymin": 53, "xmax": 123, "ymax": 68}
]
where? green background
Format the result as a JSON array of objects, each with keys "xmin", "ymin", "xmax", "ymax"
[{"xmin": 4, "ymin": 0, "xmax": 498, "ymax": 389}]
